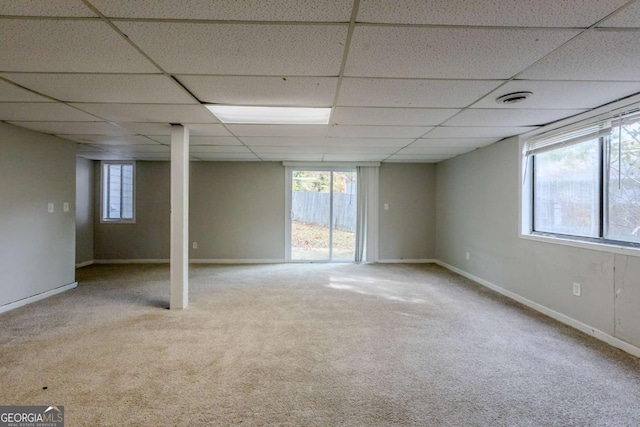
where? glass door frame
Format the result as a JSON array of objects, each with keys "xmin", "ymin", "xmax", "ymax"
[{"xmin": 285, "ymin": 166, "xmax": 357, "ymax": 263}]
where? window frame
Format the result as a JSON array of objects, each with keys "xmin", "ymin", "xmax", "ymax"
[
  {"xmin": 100, "ymin": 161, "xmax": 136, "ymax": 224},
  {"xmin": 519, "ymin": 99, "xmax": 640, "ymax": 258},
  {"xmin": 531, "ymin": 137, "xmax": 604, "ymax": 240}
]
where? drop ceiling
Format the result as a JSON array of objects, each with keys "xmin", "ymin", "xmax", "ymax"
[{"xmin": 1, "ymin": 0, "xmax": 640, "ymax": 163}]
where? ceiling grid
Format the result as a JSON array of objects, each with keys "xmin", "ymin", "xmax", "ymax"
[{"xmin": 0, "ymin": 0, "xmax": 639, "ymax": 162}]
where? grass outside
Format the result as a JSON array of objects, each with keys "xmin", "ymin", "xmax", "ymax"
[{"xmin": 292, "ymin": 220, "xmax": 355, "ymax": 260}]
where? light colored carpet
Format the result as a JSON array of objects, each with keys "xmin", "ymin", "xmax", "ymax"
[{"xmin": 0, "ymin": 263, "xmax": 639, "ymax": 426}]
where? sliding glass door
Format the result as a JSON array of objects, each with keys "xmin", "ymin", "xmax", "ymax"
[{"xmin": 288, "ymin": 169, "xmax": 357, "ymax": 262}]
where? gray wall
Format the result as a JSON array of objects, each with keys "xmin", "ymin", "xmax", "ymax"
[
  {"xmin": 94, "ymin": 162, "xmax": 437, "ymax": 262},
  {"xmin": 436, "ymin": 136, "xmax": 640, "ymax": 348},
  {"xmin": 75, "ymin": 157, "xmax": 94, "ymax": 265},
  {"xmin": 94, "ymin": 161, "xmax": 171, "ymax": 260},
  {"xmin": 190, "ymin": 162, "xmax": 286, "ymax": 260},
  {"xmin": 94, "ymin": 161, "xmax": 287, "ymax": 261},
  {"xmin": 0, "ymin": 122, "xmax": 76, "ymax": 307},
  {"xmin": 379, "ymin": 163, "xmax": 436, "ymax": 260}
]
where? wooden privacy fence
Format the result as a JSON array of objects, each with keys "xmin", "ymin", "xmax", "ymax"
[{"xmin": 292, "ymin": 191, "xmax": 356, "ymax": 232}]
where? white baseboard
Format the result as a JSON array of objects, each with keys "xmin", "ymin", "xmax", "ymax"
[
  {"xmin": 190, "ymin": 259, "xmax": 285, "ymax": 264},
  {"xmin": 0, "ymin": 282, "xmax": 78, "ymax": 314},
  {"xmin": 94, "ymin": 259, "xmax": 285, "ymax": 265},
  {"xmin": 94, "ymin": 259, "xmax": 169, "ymax": 264},
  {"xmin": 91, "ymin": 258, "xmax": 436, "ymax": 265},
  {"xmin": 435, "ymin": 260, "xmax": 640, "ymax": 359},
  {"xmin": 75, "ymin": 260, "xmax": 94, "ymax": 268},
  {"xmin": 378, "ymin": 259, "xmax": 437, "ymax": 264}
]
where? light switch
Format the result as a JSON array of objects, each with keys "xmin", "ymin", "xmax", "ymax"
[
  {"xmin": 48, "ymin": 203, "xmax": 54, "ymax": 213},
  {"xmin": 63, "ymin": 202, "xmax": 69, "ymax": 212},
  {"xmin": 384, "ymin": 203, "xmax": 389, "ymax": 210},
  {"xmin": 573, "ymin": 282, "xmax": 581, "ymax": 297}
]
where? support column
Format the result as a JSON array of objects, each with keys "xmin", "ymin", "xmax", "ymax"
[{"xmin": 170, "ymin": 125, "xmax": 189, "ymax": 309}]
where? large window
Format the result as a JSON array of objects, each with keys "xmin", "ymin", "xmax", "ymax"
[
  {"xmin": 102, "ymin": 162, "xmax": 135, "ymax": 222},
  {"xmin": 527, "ymin": 110, "xmax": 640, "ymax": 247}
]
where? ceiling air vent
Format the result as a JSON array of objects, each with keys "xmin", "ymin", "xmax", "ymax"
[{"xmin": 495, "ymin": 91, "xmax": 533, "ymax": 105}]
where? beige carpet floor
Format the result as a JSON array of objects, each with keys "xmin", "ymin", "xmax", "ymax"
[{"xmin": 1, "ymin": 263, "xmax": 639, "ymax": 426}]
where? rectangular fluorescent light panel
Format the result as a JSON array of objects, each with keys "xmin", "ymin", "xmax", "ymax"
[{"xmin": 205, "ymin": 105, "xmax": 331, "ymax": 124}]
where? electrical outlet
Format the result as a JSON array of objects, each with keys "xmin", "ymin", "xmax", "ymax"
[
  {"xmin": 47, "ymin": 203, "xmax": 54, "ymax": 213},
  {"xmin": 384, "ymin": 203, "xmax": 389, "ymax": 211},
  {"xmin": 466, "ymin": 251, "xmax": 470, "ymax": 260},
  {"xmin": 63, "ymin": 202, "xmax": 69, "ymax": 212},
  {"xmin": 192, "ymin": 242, "xmax": 198, "ymax": 249},
  {"xmin": 573, "ymin": 282, "xmax": 581, "ymax": 297}
]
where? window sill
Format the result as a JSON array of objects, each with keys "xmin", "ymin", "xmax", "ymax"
[{"xmin": 519, "ymin": 232, "xmax": 640, "ymax": 258}]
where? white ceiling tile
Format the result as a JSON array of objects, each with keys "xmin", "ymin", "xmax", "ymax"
[
  {"xmin": 424, "ymin": 126, "xmax": 538, "ymax": 139},
  {"xmin": 443, "ymin": 108, "xmax": 587, "ymax": 127},
  {"xmin": 132, "ymin": 153, "xmax": 172, "ymax": 160},
  {"xmin": 332, "ymin": 107, "xmax": 459, "ymax": 126},
  {"xmin": 77, "ymin": 152, "xmax": 131, "ymax": 161},
  {"xmin": 178, "ymin": 76, "xmax": 337, "ymax": 106},
  {"xmin": 396, "ymin": 146, "xmax": 474, "ymax": 155},
  {"xmin": 357, "ymin": 0, "xmax": 627, "ymax": 27},
  {"xmin": 75, "ymin": 143, "xmax": 106, "ymax": 153},
  {"xmin": 116, "ymin": 22, "xmax": 347, "ymax": 75},
  {"xmin": 8, "ymin": 121, "xmax": 134, "ymax": 135},
  {"xmin": 345, "ymin": 26, "xmax": 578, "ymax": 79},
  {"xmin": 0, "ymin": 102, "xmax": 98, "ymax": 121},
  {"xmin": 70, "ymin": 104, "xmax": 216, "ymax": 123},
  {"xmin": 116, "ymin": 122, "xmax": 173, "ymax": 135},
  {"xmin": 147, "ymin": 135, "xmax": 243, "ymax": 145},
  {"xmin": 411, "ymin": 138, "xmax": 499, "ymax": 148},
  {"xmin": 145, "ymin": 136, "xmax": 169, "ymax": 144},
  {"xmin": 323, "ymin": 154, "xmax": 387, "ymax": 161},
  {"xmin": 0, "ymin": 1, "xmax": 95, "ymax": 16},
  {"xmin": 0, "ymin": 20, "xmax": 156, "ymax": 72},
  {"xmin": 328, "ymin": 125, "xmax": 430, "ymax": 138},
  {"xmin": 250, "ymin": 146, "xmax": 326, "ymax": 154},
  {"xmin": 194, "ymin": 153, "xmax": 261, "ymax": 161},
  {"xmin": 259, "ymin": 153, "xmax": 324, "ymax": 161},
  {"xmin": 228, "ymin": 125, "xmax": 328, "ymax": 137},
  {"xmin": 238, "ymin": 137, "xmax": 327, "ymax": 146},
  {"xmin": 91, "ymin": 0, "xmax": 352, "ymax": 21},
  {"xmin": 189, "ymin": 136, "xmax": 243, "ymax": 146},
  {"xmin": 385, "ymin": 154, "xmax": 454, "ymax": 163},
  {"xmin": 0, "ymin": 80, "xmax": 53, "ymax": 102},
  {"xmin": 338, "ymin": 79, "xmax": 504, "ymax": 108},
  {"xmin": 324, "ymin": 146, "xmax": 397, "ymax": 154},
  {"xmin": 183, "ymin": 124, "xmax": 232, "ymax": 136},
  {"xmin": 474, "ymin": 80, "xmax": 640, "ymax": 109},
  {"xmin": 126, "ymin": 123, "xmax": 232, "ymax": 137},
  {"xmin": 327, "ymin": 138, "xmax": 413, "ymax": 147},
  {"xmin": 58, "ymin": 134, "xmax": 160, "ymax": 145},
  {"xmin": 2, "ymin": 73, "xmax": 195, "ymax": 104},
  {"xmin": 190, "ymin": 146, "xmax": 251, "ymax": 154},
  {"xmin": 598, "ymin": 2, "xmax": 640, "ymax": 28},
  {"xmin": 109, "ymin": 144, "xmax": 170, "ymax": 153},
  {"xmin": 520, "ymin": 31, "xmax": 640, "ymax": 81}
]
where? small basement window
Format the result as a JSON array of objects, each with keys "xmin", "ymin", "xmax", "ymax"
[{"xmin": 101, "ymin": 161, "xmax": 135, "ymax": 223}]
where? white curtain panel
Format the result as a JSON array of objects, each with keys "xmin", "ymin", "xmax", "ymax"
[
  {"xmin": 284, "ymin": 166, "xmax": 293, "ymax": 261},
  {"xmin": 355, "ymin": 166, "xmax": 379, "ymax": 263}
]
